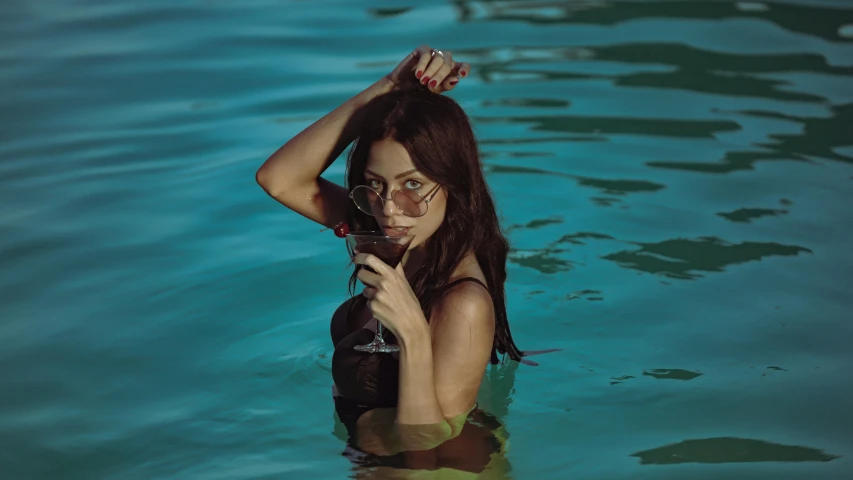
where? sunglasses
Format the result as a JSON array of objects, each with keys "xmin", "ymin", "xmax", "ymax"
[{"xmin": 349, "ymin": 183, "xmax": 441, "ymax": 218}]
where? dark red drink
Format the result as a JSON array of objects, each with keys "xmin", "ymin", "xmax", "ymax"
[{"xmin": 355, "ymin": 241, "xmax": 408, "ymax": 267}]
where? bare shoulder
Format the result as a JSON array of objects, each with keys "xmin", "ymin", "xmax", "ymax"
[
  {"xmin": 430, "ymin": 279, "xmax": 495, "ymax": 337},
  {"xmin": 430, "ymin": 278, "xmax": 495, "ymax": 414}
]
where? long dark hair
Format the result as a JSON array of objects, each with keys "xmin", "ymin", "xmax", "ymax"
[{"xmin": 344, "ymin": 87, "xmax": 523, "ymax": 364}]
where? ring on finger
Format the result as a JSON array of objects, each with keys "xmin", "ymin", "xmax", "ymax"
[{"xmin": 431, "ymin": 49, "xmax": 444, "ymax": 57}]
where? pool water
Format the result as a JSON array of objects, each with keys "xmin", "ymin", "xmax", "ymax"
[{"xmin": 2, "ymin": 1, "xmax": 852, "ymax": 478}]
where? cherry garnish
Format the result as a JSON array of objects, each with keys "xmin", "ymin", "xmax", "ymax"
[{"xmin": 333, "ymin": 222, "xmax": 350, "ymax": 238}]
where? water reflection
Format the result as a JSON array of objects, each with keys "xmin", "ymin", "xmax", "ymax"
[
  {"xmin": 506, "ymin": 217, "xmax": 563, "ymax": 232},
  {"xmin": 506, "ymin": 229, "xmax": 812, "ymax": 279},
  {"xmin": 476, "ymin": 113, "xmax": 740, "ymax": 138},
  {"xmin": 576, "ymin": 177, "xmax": 664, "ymax": 196},
  {"xmin": 483, "ymin": 98, "xmax": 570, "ymax": 108},
  {"xmin": 556, "ymin": 232, "xmax": 616, "ymax": 245},
  {"xmin": 610, "ymin": 375, "xmax": 635, "ymax": 385},
  {"xmin": 452, "ymin": 0, "xmax": 853, "ymax": 43},
  {"xmin": 602, "ymin": 237, "xmax": 811, "ymax": 280},
  {"xmin": 631, "ymin": 437, "xmax": 841, "ymax": 464},
  {"xmin": 508, "ymin": 249, "xmax": 573, "ymax": 274},
  {"xmin": 647, "ymin": 149, "xmax": 803, "ymax": 174},
  {"xmin": 643, "ymin": 368, "xmax": 702, "ymax": 380},
  {"xmin": 564, "ymin": 289, "xmax": 603, "ymax": 302},
  {"xmin": 368, "ymin": 7, "xmax": 412, "ymax": 18},
  {"xmin": 650, "ymin": 104, "xmax": 853, "ymax": 172},
  {"xmin": 717, "ymin": 207, "xmax": 788, "ymax": 223},
  {"xmin": 487, "ymin": 165, "xmax": 666, "ymax": 198},
  {"xmin": 465, "ymin": 40, "xmax": 847, "ymax": 104},
  {"xmin": 596, "ymin": 43, "xmax": 851, "ymax": 102},
  {"xmin": 591, "ymin": 197, "xmax": 622, "ymax": 207},
  {"xmin": 744, "ymin": 104, "xmax": 853, "ymax": 165}
]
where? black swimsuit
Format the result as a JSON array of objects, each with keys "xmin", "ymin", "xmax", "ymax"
[
  {"xmin": 330, "ymin": 277, "xmax": 490, "ymax": 408},
  {"xmin": 329, "ymin": 277, "xmax": 504, "ymax": 473}
]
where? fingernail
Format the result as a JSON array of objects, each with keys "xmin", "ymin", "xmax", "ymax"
[
  {"xmin": 460, "ymin": 70, "xmax": 467, "ymax": 77},
  {"xmin": 429, "ymin": 80, "xmax": 437, "ymax": 88},
  {"xmin": 416, "ymin": 70, "xmax": 423, "ymax": 79},
  {"xmin": 450, "ymin": 80, "xmax": 458, "ymax": 86},
  {"xmin": 422, "ymin": 76, "xmax": 430, "ymax": 85}
]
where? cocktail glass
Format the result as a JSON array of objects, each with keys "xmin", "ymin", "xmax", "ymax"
[{"xmin": 345, "ymin": 231, "xmax": 414, "ymax": 353}]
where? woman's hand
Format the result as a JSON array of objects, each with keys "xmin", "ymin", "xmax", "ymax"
[
  {"xmin": 355, "ymin": 253, "xmax": 428, "ymax": 342},
  {"xmin": 386, "ymin": 45, "xmax": 470, "ymax": 94}
]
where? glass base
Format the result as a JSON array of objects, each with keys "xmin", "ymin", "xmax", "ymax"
[{"xmin": 354, "ymin": 340, "xmax": 399, "ymax": 353}]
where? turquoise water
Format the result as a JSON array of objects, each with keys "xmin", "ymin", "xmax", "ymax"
[{"xmin": 2, "ymin": 0, "xmax": 853, "ymax": 478}]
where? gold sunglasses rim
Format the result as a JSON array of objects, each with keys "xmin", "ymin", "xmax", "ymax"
[{"xmin": 348, "ymin": 184, "xmax": 441, "ymax": 217}]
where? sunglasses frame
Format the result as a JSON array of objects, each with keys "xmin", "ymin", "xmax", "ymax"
[{"xmin": 349, "ymin": 183, "xmax": 442, "ymax": 218}]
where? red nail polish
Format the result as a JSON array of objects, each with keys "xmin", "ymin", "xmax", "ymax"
[
  {"xmin": 416, "ymin": 70, "xmax": 423, "ymax": 79},
  {"xmin": 429, "ymin": 80, "xmax": 437, "ymax": 88},
  {"xmin": 460, "ymin": 71, "xmax": 467, "ymax": 77},
  {"xmin": 450, "ymin": 80, "xmax": 458, "ymax": 86},
  {"xmin": 422, "ymin": 76, "xmax": 430, "ymax": 85}
]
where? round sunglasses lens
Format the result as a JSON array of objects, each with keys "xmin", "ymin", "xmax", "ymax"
[
  {"xmin": 351, "ymin": 186, "xmax": 383, "ymax": 216},
  {"xmin": 395, "ymin": 190, "xmax": 427, "ymax": 217}
]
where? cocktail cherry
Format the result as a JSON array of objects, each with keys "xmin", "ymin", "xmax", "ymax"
[{"xmin": 333, "ymin": 222, "xmax": 350, "ymax": 238}]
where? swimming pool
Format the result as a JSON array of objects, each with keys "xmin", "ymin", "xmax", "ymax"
[{"xmin": 1, "ymin": 0, "xmax": 852, "ymax": 478}]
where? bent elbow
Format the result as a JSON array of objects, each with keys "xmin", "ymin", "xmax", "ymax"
[
  {"xmin": 255, "ymin": 165, "xmax": 271, "ymax": 190},
  {"xmin": 256, "ymin": 165, "xmax": 283, "ymax": 197}
]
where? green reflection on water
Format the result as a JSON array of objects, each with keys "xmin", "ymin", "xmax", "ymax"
[
  {"xmin": 555, "ymin": 232, "xmax": 616, "ymax": 245},
  {"xmin": 564, "ymin": 289, "xmax": 602, "ymax": 302},
  {"xmin": 643, "ymin": 368, "xmax": 702, "ymax": 380},
  {"xmin": 486, "ymin": 165, "xmax": 666, "ymax": 198},
  {"xmin": 477, "ymin": 360, "xmax": 519, "ymax": 420},
  {"xmin": 616, "ymin": 68, "xmax": 823, "ymax": 102},
  {"xmin": 594, "ymin": 43, "xmax": 853, "ymax": 77},
  {"xmin": 717, "ymin": 207, "xmax": 788, "ymax": 223},
  {"xmin": 508, "ymin": 249, "xmax": 573, "ymax": 274},
  {"xmin": 480, "ymin": 135, "xmax": 603, "ymax": 144},
  {"xmin": 595, "ymin": 43, "xmax": 851, "ymax": 102},
  {"xmin": 591, "ymin": 197, "xmax": 623, "ymax": 207},
  {"xmin": 367, "ymin": 7, "xmax": 412, "ymax": 17},
  {"xmin": 525, "ymin": 218, "xmax": 562, "ymax": 229},
  {"xmin": 575, "ymin": 177, "xmax": 665, "ymax": 196},
  {"xmin": 746, "ymin": 104, "xmax": 853, "ymax": 165},
  {"xmin": 610, "ymin": 375, "xmax": 635, "ymax": 385},
  {"xmin": 603, "ymin": 237, "xmax": 812, "ymax": 280},
  {"xmin": 650, "ymin": 104, "xmax": 853, "ymax": 173},
  {"xmin": 647, "ymin": 150, "xmax": 806, "ymax": 174},
  {"xmin": 452, "ymin": 0, "xmax": 853, "ymax": 43},
  {"xmin": 483, "ymin": 98, "xmax": 571, "ymax": 108},
  {"xmin": 506, "ymin": 217, "xmax": 563, "ymax": 232},
  {"xmin": 477, "ymin": 114, "xmax": 740, "ymax": 138},
  {"xmin": 631, "ymin": 437, "xmax": 841, "ymax": 464},
  {"xmin": 487, "ymin": 165, "xmax": 550, "ymax": 175}
]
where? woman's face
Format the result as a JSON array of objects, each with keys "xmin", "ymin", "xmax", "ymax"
[{"xmin": 364, "ymin": 138, "xmax": 446, "ymax": 251}]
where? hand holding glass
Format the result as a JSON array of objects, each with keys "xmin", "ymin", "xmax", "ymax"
[{"xmin": 346, "ymin": 232, "xmax": 414, "ymax": 353}]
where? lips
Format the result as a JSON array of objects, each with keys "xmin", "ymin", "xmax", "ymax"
[{"xmin": 382, "ymin": 225, "xmax": 412, "ymax": 237}]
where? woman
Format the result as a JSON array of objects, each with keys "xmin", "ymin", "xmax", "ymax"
[{"xmin": 257, "ymin": 45, "xmax": 529, "ymax": 475}]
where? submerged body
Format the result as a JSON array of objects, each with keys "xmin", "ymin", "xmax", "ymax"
[{"xmin": 331, "ymin": 278, "xmax": 510, "ymax": 475}]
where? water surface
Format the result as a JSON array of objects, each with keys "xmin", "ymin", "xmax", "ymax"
[{"xmin": 2, "ymin": 0, "xmax": 853, "ymax": 478}]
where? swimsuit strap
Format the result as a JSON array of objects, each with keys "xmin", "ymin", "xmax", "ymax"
[{"xmin": 444, "ymin": 277, "xmax": 489, "ymax": 292}]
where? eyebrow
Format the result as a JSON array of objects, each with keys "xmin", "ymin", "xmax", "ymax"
[{"xmin": 364, "ymin": 168, "xmax": 420, "ymax": 180}]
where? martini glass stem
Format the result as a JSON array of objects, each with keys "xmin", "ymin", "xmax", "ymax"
[{"xmin": 354, "ymin": 317, "xmax": 398, "ymax": 353}]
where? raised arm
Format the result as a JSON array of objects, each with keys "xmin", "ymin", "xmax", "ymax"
[
  {"xmin": 255, "ymin": 46, "xmax": 468, "ymax": 229},
  {"xmin": 255, "ymin": 76, "xmax": 394, "ymax": 229}
]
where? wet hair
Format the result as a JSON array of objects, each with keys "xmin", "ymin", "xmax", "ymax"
[{"xmin": 345, "ymin": 87, "xmax": 524, "ymax": 363}]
